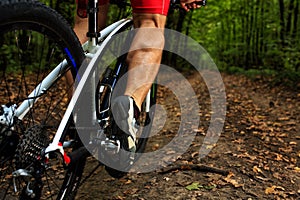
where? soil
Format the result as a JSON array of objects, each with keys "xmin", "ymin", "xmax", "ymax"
[{"xmin": 76, "ymin": 71, "xmax": 300, "ymax": 200}]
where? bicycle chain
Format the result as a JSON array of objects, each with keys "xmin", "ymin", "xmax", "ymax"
[{"xmin": 14, "ymin": 125, "xmax": 49, "ymax": 169}]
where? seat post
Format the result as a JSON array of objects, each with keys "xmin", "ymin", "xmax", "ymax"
[{"xmin": 87, "ymin": 0, "xmax": 100, "ymax": 45}]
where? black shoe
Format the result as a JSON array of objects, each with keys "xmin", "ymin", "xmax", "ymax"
[
  {"xmin": 112, "ymin": 95, "xmax": 140, "ymax": 157},
  {"xmin": 103, "ymin": 95, "xmax": 140, "ymax": 178}
]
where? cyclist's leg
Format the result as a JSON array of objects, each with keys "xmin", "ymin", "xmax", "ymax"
[
  {"xmin": 124, "ymin": 13, "xmax": 167, "ymax": 110},
  {"xmin": 122, "ymin": 0, "xmax": 170, "ymax": 109},
  {"xmin": 74, "ymin": 14, "xmax": 87, "ymax": 44},
  {"xmin": 111, "ymin": 0, "xmax": 169, "ymax": 156}
]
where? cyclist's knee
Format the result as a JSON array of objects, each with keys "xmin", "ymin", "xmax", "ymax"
[
  {"xmin": 129, "ymin": 13, "xmax": 166, "ymax": 51},
  {"xmin": 132, "ymin": 13, "xmax": 166, "ymax": 29},
  {"xmin": 128, "ymin": 28, "xmax": 165, "ymax": 55}
]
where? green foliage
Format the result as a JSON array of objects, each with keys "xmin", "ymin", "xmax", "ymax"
[
  {"xmin": 164, "ymin": 0, "xmax": 300, "ymax": 86},
  {"xmin": 1, "ymin": 27, "xmax": 68, "ymax": 75},
  {"xmin": 272, "ymin": 70, "xmax": 300, "ymax": 88},
  {"xmin": 40, "ymin": 0, "xmax": 76, "ymax": 25},
  {"xmin": 186, "ymin": 182, "xmax": 216, "ymax": 191},
  {"xmin": 36, "ymin": 0, "xmax": 300, "ymax": 86},
  {"xmin": 186, "ymin": 182, "xmax": 201, "ymax": 190},
  {"xmin": 107, "ymin": 2, "xmax": 132, "ymax": 23}
]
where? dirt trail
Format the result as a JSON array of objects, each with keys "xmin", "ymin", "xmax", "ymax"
[{"xmin": 77, "ymin": 72, "xmax": 300, "ymax": 200}]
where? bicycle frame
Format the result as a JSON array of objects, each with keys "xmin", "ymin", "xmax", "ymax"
[
  {"xmin": 0, "ymin": 0, "xmax": 156, "ymax": 167},
  {"xmin": 0, "ymin": 0, "xmax": 134, "ymax": 164},
  {"xmin": 44, "ymin": 18, "xmax": 133, "ymax": 160},
  {"xmin": 13, "ymin": 18, "xmax": 131, "ymax": 121}
]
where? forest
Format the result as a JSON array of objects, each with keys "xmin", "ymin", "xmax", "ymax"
[
  {"xmin": 0, "ymin": 1, "xmax": 298, "ymax": 199},
  {"xmin": 43, "ymin": 0, "xmax": 300, "ymax": 85}
]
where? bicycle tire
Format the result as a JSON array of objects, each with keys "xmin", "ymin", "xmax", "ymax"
[{"xmin": 0, "ymin": 0, "xmax": 86, "ymax": 199}]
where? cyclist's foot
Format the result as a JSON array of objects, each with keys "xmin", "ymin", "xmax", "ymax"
[
  {"xmin": 111, "ymin": 95, "xmax": 140, "ymax": 159},
  {"xmin": 102, "ymin": 95, "xmax": 140, "ymax": 178}
]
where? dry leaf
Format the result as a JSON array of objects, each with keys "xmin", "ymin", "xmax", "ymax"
[
  {"xmin": 224, "ymin": 173, "xmax": 243, "ymax": 188},
  {"xmin": 265, "ymin": 186, "xmax": 276, "ymax": 194},
  {"xmin": 253, "ymin": 166, "xmax": 262, "ymax": 174},
  {"xmin": 123, "ymin": 188, "xmax": 138, "ymax": 195},
  {"xmin": 294, "ymin": 167, "xmax": 300, "ymax": 172},
  {"xmin": 278, "ymin": 117, "xmax": 290, "ymax": 121},
  {"xmin": 265, "ymin": 185, "xmax": 285, "ymax": 195},
  {"xmin": 224, "ymin": 177, "xmax": 243, "ymax": 188},
  {"xmin": 275, "ymin": 153, "xmax": 283, "ymax": 161}
]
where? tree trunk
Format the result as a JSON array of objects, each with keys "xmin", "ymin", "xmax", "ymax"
[
  {"xmin": 292, "ymin": 0, "xmax": 299, "ymax": 39},
  {"xmin": 286, "ymin": 0, "xmax": 295, "ymax": 36},
  {"xmin": 278, "ymin": 0, "xmax": 285, "ymax": 46}
]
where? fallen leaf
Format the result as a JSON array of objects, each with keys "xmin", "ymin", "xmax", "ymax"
[
  {"xmin": 224, "ymin": 178, "xmax": 243, "ymax": 188},
  {"xmin": 175, "ymin": 112, "xmax": 181, "ymax": 117},
  {"xmin": 291, "ymin": 158, "xmax": 297, "ymax": 164},
  {"xmin": 265, "ymin": 185, "xmax": 285, "ymax": 195},
  {"xmin": 186, "ymin": 182, "xmax": 201, "ymax": 191},
  {"xmin": 253, "ymin": 166, "xmax": 263, "ymax": 174},
  {"xmin": 191, "ymin": 151, "xmax": 199, "ymax": 158},
  {"xmin": 275, "ymin": 153, "xmax": 283, "ymax": 161},
  {"xmin": 256, "ymin": 176, "xmax": 269, "ymax": 181},
  {"xmin": 123, "ymin": 188, "xmax": 138, "ymax": 195},
  {"xmin": 144, "ymin": 185, "xmax": 151, "ymax": 189},
  {"xmin": 115, "ymin": 195, "xmax": 125, "ymax": 200},
  {"xmin": 278, "ymin": 117, "xmax": 290, "ymax": 121},
  {"xmin": 152, "ymin": 143, "xmax": 159, "ymax": 151},
  {"xmin": 203, "ymin": 184, "xmax": 216, "ymax": 190},
  {"xmin": 194, "ymin": 128, "xmax": 205, "ymax": 133},
  {"xmin": 294, "ymin": 167, "xmax": 300, "ymax": 172},
  {"xmin": 224, "ymin": 173, "xmax": 244, "ymax": 188},
  {"xmin": 276, "ymin": 186, "xmax": 285, "ymax": 191},
  {"xmin": 265, "ymin": 186, "xmax": 276, "ymax": 194}
]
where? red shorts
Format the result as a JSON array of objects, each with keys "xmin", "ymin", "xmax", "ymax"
[
  {"xmin": 130, "ymin": 0, "xmax": 170, "ymax": 16},
  {"xmin": 77, "ymin": 0, "xmax": 170, "ymax": 18}
]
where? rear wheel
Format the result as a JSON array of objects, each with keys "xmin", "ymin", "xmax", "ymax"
[{"xmin": 0, "ymin": 0, "xmax": 86, "ymax": 199}]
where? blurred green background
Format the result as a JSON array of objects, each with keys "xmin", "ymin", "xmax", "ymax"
[{"xmin": 41, "ymin": 0, "xmax": 300, "ymax": 85}]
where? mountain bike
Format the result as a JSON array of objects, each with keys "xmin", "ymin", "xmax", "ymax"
[
  {"xmin": 0, "ymin": 0, "xmax": 156, "ymax": 198},
  {"xmin": 0, "ymin": 0, "xmax": 205, "ymax": 199}
]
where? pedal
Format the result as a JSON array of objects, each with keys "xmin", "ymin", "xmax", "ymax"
[{"xmin": 100, "ymin": 138, "xmax": 120, "ymax": 154}]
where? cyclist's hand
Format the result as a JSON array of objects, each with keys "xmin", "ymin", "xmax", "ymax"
[{"xmin": 180, "ymin": 0, "xmax": 202, "ymax": 11}]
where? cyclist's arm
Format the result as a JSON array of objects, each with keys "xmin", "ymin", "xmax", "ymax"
[{"xmin": 180, "ymin": 0, "xmax": 203, "ymax": 11}]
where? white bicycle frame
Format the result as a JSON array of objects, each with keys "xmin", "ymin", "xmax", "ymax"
[{"xmin": 6, "ymin": 18, "xmax": 135, "ymax": 162}]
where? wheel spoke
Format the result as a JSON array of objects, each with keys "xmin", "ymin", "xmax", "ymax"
[{"xmin": 0, "ymin": 1, "xmax": 84, "ymax": 197}]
